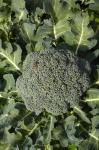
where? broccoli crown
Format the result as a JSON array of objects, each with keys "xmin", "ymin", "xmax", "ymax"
[{"xmin": 16, "ymin": 49, "xmax": 91, "ymax": 115}]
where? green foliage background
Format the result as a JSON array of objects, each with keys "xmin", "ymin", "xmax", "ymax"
[{"xmin": 0, "ymin": 0, "xmax": 99, "ymax": 149}]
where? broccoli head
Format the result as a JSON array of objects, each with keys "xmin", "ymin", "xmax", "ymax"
[{"xmin": 16, "ymin": 49, "xmax": 91, "ymax": 115}]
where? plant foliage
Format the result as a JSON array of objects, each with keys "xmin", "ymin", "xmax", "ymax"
[{"xmin": 0, "ymin": 0, "xmax": 99, "ymax": 150}]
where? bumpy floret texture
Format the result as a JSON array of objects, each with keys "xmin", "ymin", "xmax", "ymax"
[{"xmin": 16, "ymin": 49, "xmax": 91, "ymax": 115}]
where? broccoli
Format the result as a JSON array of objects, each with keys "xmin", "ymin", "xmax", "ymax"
[{"xmin": 16, "ymin": 49, "xmax": 91, "ymax": 115}]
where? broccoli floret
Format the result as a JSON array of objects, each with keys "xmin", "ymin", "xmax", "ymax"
[{"xmin": 16, "ymin": 49, "xmax": 91, "ymax": 115}]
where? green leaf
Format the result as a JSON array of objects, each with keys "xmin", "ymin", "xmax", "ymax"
[
  {"xmin": 50, "ymin": 0, "xmax": 73, "ymax": 20},
  {"xmin": 89, "ymin": 129, "xmax": 99, "ymax": 142},
  {"xmin": 68, "ymin": 144, "xmax": 77, "ymax": 150},
  {"xmin": 64, "ymin": 115, "xmax": 76, "ymax": 127},
  {"xmin": 0, "ymin": 144, "xmax": 11, "ymax": 150},
  {"xmin": 35, "ymin": 39, "xmax": 44, "ymax": 51},
  {"xmin": 64, "ymin": 115, "xmax": 81, "ymax": 146},
  {"xmin": 43, "ymin": 115, "xmax": 56, "ymax": 144},
  {"xmin": 85, "ymin": 88, "xmax": 99, "ymax": 108},
  {"xmin": 34, "ymin": 7, "xmax": 45, "ymax": 24},
  {"xmin": 74, "ymin": 106, "xmax": 91, "ymax": 124},
  {"xmin": 3, "ymin": 74, "xmax": 15, "ymax": 92},
  {"xmin": 0, "ymin": 101, "xmax": 19, "ymax": 128},
  {"xmin": 0, "ymin": 92, "xmax": 8, "ymax": 99},
  {"xmin": 11, "ymin": 0, "xmax": 28, "ymax": 21},
  {"xmin": 90, "ymin": 108, "xmax": 99, "ymax": 116},
  {"xmin": 0, "ymin": 41, "xmax": 22, "ymax": 71},
  {"xmin": 44, "ymin": 144, "xmax": 53, "ymax": 150},
  {"xmin": 72, "ymin": 12, "xmax": 97, "ymax": 54},
  {"xmin": 44, "ymin": 0, "xmax": 74, "ymax": 40},
  {"xmin": 63, "ymin": 0, "xmax": 78, "ymax": 8},
  {"xmin": 52, "ymin": 125, "xmax": 68, "ymax": 147},
  {"xmin": 36, "ymin": 19, "xmax": 53, "ymax": 40},
  {"xmin": 35, "ymin": 37, "xmax": 52, "ymax": 51},
  {"xmin": 0, "ymin": 59, "xmax": 7, "ymax": 70},
  {"xmin": 3, "ymin": 127, "xmax": 22, "ymax": 145},
  {"xmin": 21, "ymin": 23, "xmax": 36, "ymax": 42},
  {"xmin": 0, "ymin": 0, "xmax": 99, "ymax": 149},
  {"xmin": 63, "ymin": 31, "xmax": 75, "ymax": 46},
  {"xmin": 22, "ymin": 137, "xmax": 35, "ymax": 150},
  {"xmin": 86, "ymin": 49, "xmax": 99, "ymax": 63},
  {"xmin": 13, "ymin": 44, "xmax": 22, "ymax": 67},
  {"xmin": 17, "ymin": 112, "xmax": 35, "ymax": 132},
  {"xmin": 0, "ymin": 11, "xmax": 10, "ymax": 23},
  {"xmin": 0, "ymin": 0, "xmax": 3, "ymax": 5},
  {"xmin": 91, "ymin": 115, "xmax": 99, "ymax": 129},
  {"xmin": 0, "ymin": 0, "xmax": 10, "ymax": 22},
  {"xmin": 79, "ymin": 139, "xmax": 99, "ymax": 150},
  {"xmin": 53, "ymin": 19, "xmax": 71, "ymax": 39},
  {"xmin": 84, "ymin": 0, "xmax": 95, "ymax": 5},
  {"xmin": 11, "ymin": 0, "xmax": 25, "ymax": 10},
  {"xmin": 89, "ymin": 0, "xmax": 99, "ymax": 12}
]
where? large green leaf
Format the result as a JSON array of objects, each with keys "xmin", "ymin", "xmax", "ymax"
[
  {"xmin": 44, "ymin": 0, "xmax": 73, "ymax": 40},
  {"xmin": 0, "ymin": 40, "xmax": 22, "ymax": 71},
  {"xmin": 72, "ymin": 12, "xmax": 97, "ymax": 54},
  {"xmin": 50, "ymin": 0, "xmax": 73, "ymax": 20},
  {"xmin": 53, "ymin": 19, "xmax": 71, "ymax": 39},
  {"xmin": 53, "ymin": 0, "xmax": 73, "ymax": 39}
]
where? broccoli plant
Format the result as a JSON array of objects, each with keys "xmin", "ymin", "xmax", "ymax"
[{"xmin": 0, "ymin": 0, "xmax": 99, "ymax": 150}]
